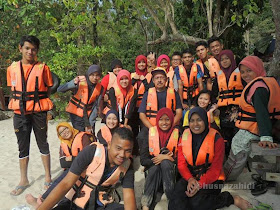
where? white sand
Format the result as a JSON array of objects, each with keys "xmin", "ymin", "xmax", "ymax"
[{"xmin": 0, "ymin": 117, "xmax": 278, "ymax": 210}]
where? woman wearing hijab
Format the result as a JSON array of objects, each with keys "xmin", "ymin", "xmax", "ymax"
[
  {"xmin": 224, "ymin": 56, "xmax": 280, "ymax": 181},
  {"xmin": 25, "ymin": 122, "xmax": 94, "ymax": 208},
  {"xmin": 157, "ymin": 54, "xmax": 170, "ymax": 73},
  {"xmin": 169, "ymin": 107, "xmax": 252, "ymax": 210},
  {"xmin": 216, "ymin": 50, "xmax": 244, "ymax": 156},
  {"xmin": 57, "ymin": 65, "xmax": 103, "ymax": 133},
  {"xmin": 97, "ymin": 110, "xmax": 120, "ymax": 146},
  {"xmin": 103, "ymin": 69, "xmax": 137, "ymax": 128},
  {"xmin": 140, "ymin": 108, "xmax": 179, "ymax": 210}
]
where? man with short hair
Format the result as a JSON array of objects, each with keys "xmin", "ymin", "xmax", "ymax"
[
  {"xmin": 208, "ymin": 36, "xmax": 224, "ymax": 58},
  {"xmin": 167, "ymin": 51, "xmax": 183, "ymax": 92},
  {"xmin": 38, "ymin": 127, "xmax": 137, "ymax": 210},
  {"xmin": 7, "ymin": 35, "xmax": 53, "ymax": 196},
  {"xmin": 137, "ymin": 67, "xmax": 182, "ymax": 149},
  {"xmin": 195, "ymin": 41, "xmax": 220, "ymax": 99}
]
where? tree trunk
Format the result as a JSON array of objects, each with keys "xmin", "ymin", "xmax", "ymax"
[{"xmin": 269, "ymin": 0, "xmax": 280, "ymax": 78}]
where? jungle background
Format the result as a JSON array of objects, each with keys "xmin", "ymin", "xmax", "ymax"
[{"xmin": 0, "ymin": 0, "xmax": 279, "ymax": 118}]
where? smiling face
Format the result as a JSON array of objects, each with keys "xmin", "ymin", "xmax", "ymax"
[
  {"xmin": 220, "ymin": 54, "xmax": 232, "ymax": 69},
  {"xmin": 108, "ymin": 134, "xmax": 133, "ymax": 166},
  {"xmin": 119, "ymin": 76, "xmax": 129, "ymax": 88},
  {"xmin": 171, "ymin": 55, "xmax": 182, "ymax": 68},
  {"xmin": 189, "ymin": 113, "xmax": 206, "ymax": 134},
  {"xmin": 158, "ymin": 114, "xmax": 172, "ymax": 131},
  {"xmin": 113, "ymin": 65, "xmax": 122, "ymax": 75},
  {"xmin": 58, "ymin": 126, "xmax": 73, "ymax": 140},
  {"xmin": 240, "ymin": 64, "xmax": 258, "ymax": 84},
  {"xmin": 106, "ymin": 113, "xmax": 118, "ymax": 129},
  {"xmin": 197, "ymin": 93, "xmax": 211, "ymax": 110},
  {"xmin": 209, "ymin": 41, "xmax": 223, "ymax": 57},
  {"xmin": 19, "ymin": 41, "xmax": 38, "ymax": 64},
  {"xmin": 160, "ymin": 58, "xmax": 169, "ymax": 70},
  {"xmin": 89, "ymin": 72, "xmax": 101, "ymax": 84},
  {"xmin": 137, "ymin": 59, "xmax": 146, "ymax": 71},
  {"xmin": 147, "ymin": 53, "xmax": 156, "ymax": 68}
]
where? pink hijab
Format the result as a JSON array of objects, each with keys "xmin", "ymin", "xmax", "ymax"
[
  {"xmin": 239, "ymin": 56, "xmax": 268, "ymax": 103},
  {"xmin": 135, "ymin": 55, "xmax": 148, "ymax": 76},
  {"xmin": 157, "ymin": 54, "xmax": 170, "ymax": 72},
  {"xmin": 117, "ymin": 69, "xmax": 132, "ymax": 96},
  {"xmin": 239, "ymin": 56, "xmax": 266, "ymax": 77}
]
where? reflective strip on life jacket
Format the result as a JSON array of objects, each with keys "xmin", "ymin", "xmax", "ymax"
[
  {"xmin": 103, "ymin": 84, "xmax": 135, "ymax": 117},
  {"xmin": 8, "ymin": 61, "xmax": 53, "ymax": 112},
  {"xmin": 132, "ymin": 72, "xmax": 152, "ymax": 107},
  {"xmin": 65, "ymin": 142, "xmax": 131, "ymax": 208},
  {"xmin": 181, "ymin": 128, "xmax": 225, "ymax": 181},
  {"xmin": 149, "ymin": 126, "xmax": 179, "ymax": 156},
  {"xmin": 235, "ymin": 77, "xmax": 280, "ymax": 135},
  {"xmin": 146, "ymin": 87, "xmax": 176, "ymax": 126},
  {"xmin": 66, "ymin": 78, "xmax": 102, "ymax": 118},
  {"xmin": 217, "ymin": 68, "xmax": 243, "ymax": 107}
]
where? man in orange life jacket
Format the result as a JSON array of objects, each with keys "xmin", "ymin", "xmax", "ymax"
[
  {"xmin": 177, "ymin": 49, "xmax": 202, "ymax": 109},
  {"xmin": 38, "ymin": 127, "xmax": 137, "ymax": 210},
  {"xmin": 7, "ymin": 35, "xmax": 53, "ymax": 196},
  {"xmin": 138, "ymin": 67, "xmax": 183, "ymax": 150},
  {"xmin": 195, "ymin": 41, "xmax": 220, "ymax": 101}
]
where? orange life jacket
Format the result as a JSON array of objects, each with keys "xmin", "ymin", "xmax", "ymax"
[
  {"xmin": 208, "ymin": 57, "xmax": 220, "ymax": 79},
  {"xmin": 66, "ymin": 76, "xmax": 102, "ymax": 118},
  {"xmin": 8, "ymin": 61, "xmax": 53, "ymax": 112},
  {"xmin": 181, "ymin": 128, "xmax": 225, "ymax": 181},
  {"xmin": 107, "ymin": 72, "xmax": 117, "ymax": 90},
  {"xmin": 131, "ymin": 72, "xmax": 152, "ymax": 107},
  {"xmin": 235, "ymin": 77, "xmax": 280, "ymax": 135},
  {"xmin": 167, "ymin": 65, "xmax": 187, "ymax": 88},
  {"xmin": 65, "ymin": 142, "xmax": 131, "ymax": 208},
  {"xmin": 61, "ymin": 132, "xmax": 93, "ymax": 157},
  {"xmin": 149, "ymin": 126, "xmax": 179, "ymax": 156},
  {"xmin": 103, "ymin": 84, "xmax": 135, "ymax": 118},
  {"xmin": 217, "ymin": 68, "xmax": 243, "ymax": 107},
  {"xmin": 99, "ymin": 125, "xmax": 112, "ymax": 144},
  {"xmin": 146, "ymin": 87, "xmax": 176, "ymax": 126}
]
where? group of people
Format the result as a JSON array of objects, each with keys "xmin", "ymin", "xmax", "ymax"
[{"xmin": 6, "ymin": 35, "xmax": 280, "ymax": 210}]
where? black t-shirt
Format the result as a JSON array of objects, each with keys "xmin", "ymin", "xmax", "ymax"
[
  {"xmin": 138, "ymin": 89, "xmax": 182, "ymax": 113},
  {"xmin": 70, "ymin": 144, "xmax": 134, "ymax": 189}
]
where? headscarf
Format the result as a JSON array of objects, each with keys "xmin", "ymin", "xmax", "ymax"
[
  {"xmin": 218, "ymin": 50, "xmax": 236, "ymax": 81},
  {"xmin": 135, "ymin": 55, "xmax": 148, "ymax": 76},
  {"xmin": 86, "ymin": 64, "xmax": 101, "ymax": 96},
  {"xmin": 157, "ymin": 54, "xmax": 170, "ymax": 72},
  {"xmin": 111, "ymin": 59, "xmax": 123, "ymax": 72},
  {"xmin": 156, "ymin": 108, "xmax": 174, "ymax": 147},
  {"xmin": 188, "ymin": 107, "xmax": 209, "ymax": 163},
  {"xmin": 105, "ymin": 109, "xmax": 119, "ymax": 132},
  {"xmin": 239, "ymin": 56, "xmax": 266, "ymax": 77},
  {"xmin": 116, "ymin": 69, "xmax": 132, "ymax": 96},
  {"xmin": 239, "ymin": 56, "xmax": 268, "ymax": 103},
  {"xmin": 56, "ymin": 122, "xmax": 79, "ymax": 148}
]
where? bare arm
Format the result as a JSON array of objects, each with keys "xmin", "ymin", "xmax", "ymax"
[
  {"xmin": 206, "ymin": 78, "xmax": 212, "ymax": 91},
  {"xmin": 37, "ymin": 171, "xmax": 79, "ymax": 210},
  {"xmin": 178, "ymin": 80, "xmax": 184, "ymax": 104},
  {"xmin": 139, "ymin": 112, "xmax": 153, "ymax": 129},
  {"xmin": 198, "ymin": 78, "xmax": 203, "ymax": 91},
  {"xmin": 123, "ymin": 188, "xmax": 137, "ymax": 210},
  {"xmin": 174, "ymin": 108, "xmax": 183, "ymax": 126}
]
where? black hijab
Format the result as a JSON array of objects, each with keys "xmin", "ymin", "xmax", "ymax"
[
  {"xmin": 86, "ymin": 65, "xmax": 101, "ymax": 97},
  {"xmin": 188, "ymin": 107, "xmax": 209, "ymax": 164}
]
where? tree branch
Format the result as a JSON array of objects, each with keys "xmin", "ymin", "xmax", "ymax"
[
  {"xmin": 206, "ymin": 0, "xmax": 213, "ymax": 37},
  {"xmin": 147, "ymin": 33, "xmax": 205, "ymax": 45},
  {"xmin": 213, "ymin": 0, "xmax": 222, "ymax": 36}
]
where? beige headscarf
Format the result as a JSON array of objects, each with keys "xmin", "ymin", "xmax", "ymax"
[{"xmin": 56, "ymin": 122, "xmax": 79, "ymax": 148}]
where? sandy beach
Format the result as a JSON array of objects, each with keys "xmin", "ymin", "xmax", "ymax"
[{"xmin": 0, "ymin": 116, "xmax": 279, "ymax": 210}]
